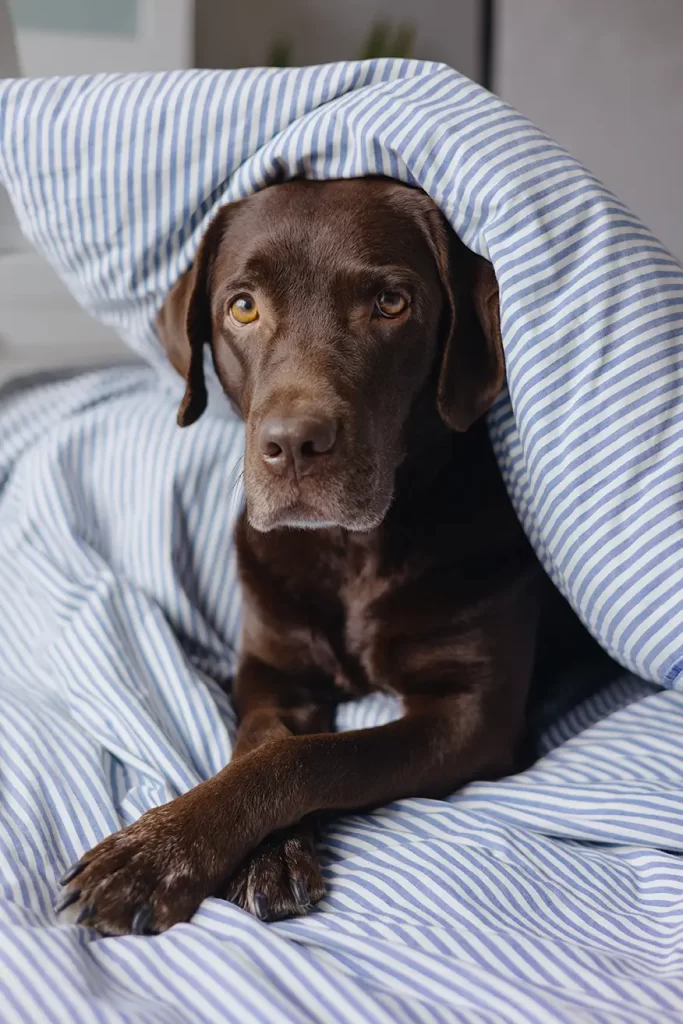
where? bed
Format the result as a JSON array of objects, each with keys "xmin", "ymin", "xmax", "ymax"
[{"xmin": 1, "ymin": 60, "xmax": 683, "ymax": 1023}]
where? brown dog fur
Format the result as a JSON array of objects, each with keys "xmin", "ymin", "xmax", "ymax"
[{"xmin": 60, "ymin": 179, "xmax": 600, "ymax": 934}]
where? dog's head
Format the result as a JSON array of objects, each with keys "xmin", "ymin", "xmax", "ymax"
[{"xmin": 157, "ymin": 179, "xmax": 503, "ymax": 532}]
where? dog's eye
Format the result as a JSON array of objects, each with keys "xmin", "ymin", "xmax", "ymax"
[
  {"xmin": 375, "ymin": 290, "xmax": 408, "ymax": 318},
  {"xmin": 230, "ymin": 295, "xmax": 259, "ymax": 325}
]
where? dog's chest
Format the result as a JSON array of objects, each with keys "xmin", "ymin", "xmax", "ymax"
[{"xmin": 320, "ymin": 541, "xmax": 409, "ymax": 699}]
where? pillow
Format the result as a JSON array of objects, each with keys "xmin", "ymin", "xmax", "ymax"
[{"xmin": 1, "ymin": 60, "xmax": 682, "ymax": 685}]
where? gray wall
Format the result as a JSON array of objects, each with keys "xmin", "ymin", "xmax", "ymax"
[
  {"xmin": 196, "ymin": 0, "xmax": 482, "ymax": 83},
  {"xmin": 0, "ymin": 0, "xmax": 19, "ymax": 76},
  {"xmin": 496, "ymin": 0, "xmax": 683, "ymax": 264}
]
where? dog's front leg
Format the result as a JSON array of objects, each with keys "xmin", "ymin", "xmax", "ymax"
[
  {"xmin": 222, "ymin": 654, "xmax": 334, "ymax": 921},
  {"xmin": 57, "ymin": 688, "xmax": 518, "ymax": 935}
]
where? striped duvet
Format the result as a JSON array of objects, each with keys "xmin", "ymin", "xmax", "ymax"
[{"xmin": 1, "ymin": 60, "xmax": 683, "ymax": 1022}]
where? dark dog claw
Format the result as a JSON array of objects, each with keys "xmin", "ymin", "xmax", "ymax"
[
  {"xmin": 54, "ymin": 889, "xmax": 81, "ymax": 915},
  {"xmin": 59, "ymin": 861, "xmax": 85, "ymax": 886},
  {"xmin": 292, "ymin": 878, "xmax": 309, "ymax": 906},
  {"xmin": 253, "ymin": 893, "xmax": 269, "ymax": 920},
  {"xmin": 131, "ymin": 905, "xmax": 155, "ymax": 935},
  {"xmin": 76, "ymin": 904, "xmax": 95, "ymax": 925}
]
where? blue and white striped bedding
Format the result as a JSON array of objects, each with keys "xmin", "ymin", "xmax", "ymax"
[{"xmin": 1, "ymin": 60, "xmax": 683, "ymax": 1022}]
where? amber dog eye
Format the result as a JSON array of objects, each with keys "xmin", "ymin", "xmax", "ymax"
[
  {"xmin": 230, "ymin": 295, "xmax": 259, "ymax": 324},
  {"xmin": 375, "ymin": 290, "xmax": 409, "ymax": 318}
]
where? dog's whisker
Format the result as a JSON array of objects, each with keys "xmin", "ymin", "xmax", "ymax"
[
  {"xmin": 227, "ymin": 467, "xmax": 246, "ymax": 520},
  {"xmin": 225, "ymin": 456, "xmax": 244, "ymax": 492}
]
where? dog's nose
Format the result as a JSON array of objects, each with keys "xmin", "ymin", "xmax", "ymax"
[{"xmin": 258, "ymin": 414, "xmax": 338, "ymax": 475}]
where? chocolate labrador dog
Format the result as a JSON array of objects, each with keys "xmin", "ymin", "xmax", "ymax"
[{"xmin": 58, "ymin": 178, "xmax": 572, "ymax": 935}]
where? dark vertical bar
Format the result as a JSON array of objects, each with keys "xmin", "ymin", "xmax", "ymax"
[{"xmin": 480, "ymin": 0, "xmax": 495, "ymax": 91}]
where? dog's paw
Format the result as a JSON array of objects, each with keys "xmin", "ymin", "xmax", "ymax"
[
  {"xmin": 55, "ymin": 804, "xmax": 217, "ymax": 935},
  {"xmin": 224, "ymin": 825, "xmax": 325, "ymax": 922}
]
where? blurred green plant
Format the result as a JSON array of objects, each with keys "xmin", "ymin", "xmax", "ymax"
[
  {"xmin": 267, "ymin": 19, "xmax": 415, "ymax": 68},
  {"xmin": 358, "ymin": 20, "xmax": 415, "ymax": 60}
]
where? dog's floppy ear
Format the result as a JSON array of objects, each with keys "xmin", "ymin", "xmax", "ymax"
[
  {"xmin": 156, "ymin": 207, "xmax": 232, "ymax": 428},
  {"xmin": 421, "ymin": 208, "xmax": 505, "ymax": 432}
]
